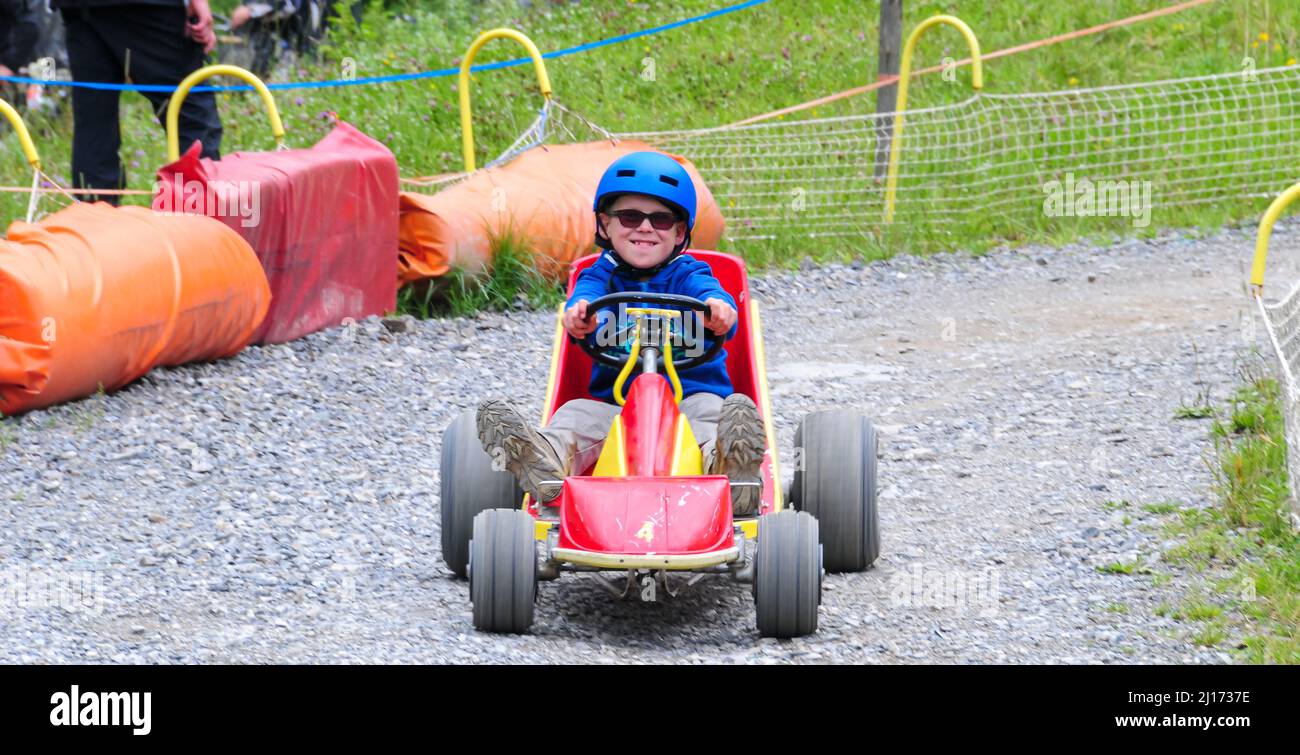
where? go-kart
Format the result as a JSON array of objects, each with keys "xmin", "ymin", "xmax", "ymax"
[{"xmin": 439, "ymin": 250, "xmax": 880, "ymax": 637}]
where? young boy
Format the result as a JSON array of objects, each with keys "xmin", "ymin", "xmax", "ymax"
[{"xmin": 477, "ymin": 151, "xmax": 767, "ymax": 515}]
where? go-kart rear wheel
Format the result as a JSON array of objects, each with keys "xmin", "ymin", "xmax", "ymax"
[
  {"xmin": 754, "ymin": 510, "xmax": 822, "ymax": 638},
  {"xmin": 791, "ymin": 411, "xmax": 879, "ymax": 572},
  {"xmin": 468, "ymin": 508, "xmax": 537, "ymax": 634},
  {"xmin": 440, "ymin": 409, "xmax": 524, "ymax": 578}
]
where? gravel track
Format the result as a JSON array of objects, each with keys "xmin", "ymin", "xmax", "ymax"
[{"xmin": 1, "ymin": 223, "xmax": 1291, "ymax": 664}]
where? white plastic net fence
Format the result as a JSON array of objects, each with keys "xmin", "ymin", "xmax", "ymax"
[
  {"xmin": 1255, "ymin": 282, "xmax": 1300, "ymax": 517},
  {"xmin": 526, "ymin": 64, "xmax": 1300, "ymax": 244},
  {"xmin": 404, "ymin": 98, "xmax": 617, "ymax": 190}
]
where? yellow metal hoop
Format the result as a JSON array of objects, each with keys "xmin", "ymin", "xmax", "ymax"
[
  {"xmin": 459, "ymin": 28, "xmax": 553, "ymax": 172},
  {"xmin": 1250, "ymin": 180, "xmax": 1300, "ymax": 293},
  {"xmin": 0, "ymin": 98, "xmax": 40, "ymax": 170},
  {"xmin": 166, "ymin": 64, "xmax": 285, "ymax": 162},
  {"xmin": 882, "ymin": 14, "xmax": 984, "ymax": 224}
]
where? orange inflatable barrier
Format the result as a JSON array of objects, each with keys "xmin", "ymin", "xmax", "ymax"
[
  {"xmin": 397, "ymin": 142, "xmax": 726, "ymax": 284},
  {"xmin": 0, "ymin": 203, "xmax": 271, "ymax": 415}
]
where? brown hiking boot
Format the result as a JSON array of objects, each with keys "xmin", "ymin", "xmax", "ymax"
[
  {"xmin": 476, "ymin": 399, "xmax": 567, "ymax": 504},
  {"xmin": 709, "ymin": 394, "xmax": 766, "ymax": 516}
]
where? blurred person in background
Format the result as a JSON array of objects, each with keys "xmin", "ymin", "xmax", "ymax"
[
  {"xmin": 51, "ymin": 0, "xmax": 222, "ymax": 204},
  {"xmin": 1, "ymin": 1, "xmax": 70, "ymax": 114},
  {"xmin": 0, "ymin": 0, "xmax": 43, "ymax": 87}
]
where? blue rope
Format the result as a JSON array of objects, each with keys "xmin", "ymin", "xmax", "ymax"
[{"xmin": 0, "ymin": 0, "xmax": 771, "ymax": 94}]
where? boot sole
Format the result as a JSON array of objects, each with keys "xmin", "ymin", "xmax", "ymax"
[
  {"xmin": 717, "ymin": 395, "xmax": 766, "ymax": 516},
  {"xmin": 476, "ymin": 401, "xmax": 564, "ymax": 504}
]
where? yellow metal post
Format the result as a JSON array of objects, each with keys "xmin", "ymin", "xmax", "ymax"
[
  {"xmin": 1251, "ymin": 180, "xmax": 1300, "ymax": 292},
  {"xmin": 882, "ymin": 14, "xmax": 983, "ymax": 224},
  {"xmin": 459, "ymin": 28, "xmax": 553, "ymax": 173},
  {"xmin": 166, "ymin": 64, "xmax": 285, "ymax": 162},
  {"xmin": 0, "ymin": 98, "xmax": 41, "ymax": 170}
]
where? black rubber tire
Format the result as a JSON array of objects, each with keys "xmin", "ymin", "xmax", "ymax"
[
  {"xmin": 440, "ymin": 409, "xmax": 523, "ymax": 578},
  {"xmin": 468, "ymin": 508, "xmax": 537, "ymax": 634},
  {"xmin": 791, "ymin": 411, "xmax": 880, "ymax": 572},
  {"xmin": 754, "ymin": 510, "xmax": 822, "ymax": 638}
]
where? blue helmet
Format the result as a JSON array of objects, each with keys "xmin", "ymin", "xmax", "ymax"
[{"xmin": 593, "ymin": 152, "xmax": 697, "ymax": 268}]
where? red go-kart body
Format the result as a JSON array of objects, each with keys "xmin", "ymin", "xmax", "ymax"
[
  {"xmin": 449, "ymin": 247, "xmax": 876, "ymax": 638},
  {"xmin": 534, "ymin": 250, "xmax": 783, "ymax": 571}
]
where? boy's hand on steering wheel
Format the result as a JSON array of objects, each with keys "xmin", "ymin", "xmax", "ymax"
[
  {"xmin": 702, "ymin": 297, "xmax": 737, "ymax": 336},
  {"xmin": 563, "ymin": 300, "xmax": 597, "ymax": 339}
]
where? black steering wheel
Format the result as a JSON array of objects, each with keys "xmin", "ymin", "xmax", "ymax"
[{"xmin": 571, "ymin": 291, "xmax": 727, "ymax": 371}]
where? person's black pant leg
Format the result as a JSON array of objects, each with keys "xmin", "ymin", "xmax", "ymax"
[
  {"xmin": 61, "ymin": 9, "xmax": 126, "ymax": 205},
  {"xmin": 94, "ymin": 4, "xmax": 222, "ymax": 160}
]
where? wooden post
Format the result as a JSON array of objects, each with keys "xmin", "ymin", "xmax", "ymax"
[{"xmin": 874, "ymin": 0, "xmax": 903, "ymax": 179}]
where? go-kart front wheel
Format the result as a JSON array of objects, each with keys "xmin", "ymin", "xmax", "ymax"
[
  {"xmin": 791, "ymin": 410, "xmax": 880, "ymax": 572},
  {"xmin": 754, "ymin": 510, "xmax": 822, "ymax": 638},
  {"xmin": 440, "ymin": 409, "xmax": 524, "ymax": 578},
  {"xmin": 469, "ymin": 508, "xmax": 537, "ymax": 634}
]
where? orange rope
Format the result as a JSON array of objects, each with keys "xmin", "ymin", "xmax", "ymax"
[
  {"xmin": 4, "ymin": 177, "xmax": 438, "ymax": 196},
  {"xmin": 399, "ymin": 172, "xmax": 466, "ymax": 185},
  {"xmin": 725, "ymin": 0, "xmax": 1219, "ymax": 127},
  {"xmin": 0, "ymin": 185, "xmax": 153, "ymax": 195}
]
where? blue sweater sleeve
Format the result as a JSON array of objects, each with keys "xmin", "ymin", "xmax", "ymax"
[
  {"xmin": 677, "ymin": 260, "xmax": 739, "ymax": 341},
  {"xmin": 566, "ymin": 254, "xmax": 616, "ymax": 310}
]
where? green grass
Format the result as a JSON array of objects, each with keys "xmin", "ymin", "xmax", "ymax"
[
  {"xmin": 1192, "ymin": 621, "xmax": 1229, "ymax": 648},
  {"xmin": 398, "ymin": 224, "xmax": 567, "ymax": 318},
  {"xmin": 71, "ymin": 386, "xmax": 106, "ymax": 434},
  {"xmin": 1097, "ymin": 559, "xmax": 1141, "ymax": 575},
  {"xmin": 5, "ymin": 0, "xmax": 1300, "ymax": 316},
  {"xmin": 1209, "ymin": 377, "xmax": 1292, "ymax": 536},
  {"xmin": 1183, "ymin": 599, "xmax": 1224, "ymax": 622},
  {"xmin": 1155, "ymin": 374, "xmax": 1299, "ymax": 663},
  {"xmin": 1174, "ymin": 403, "xmax": 1216, "ymax": 420}
]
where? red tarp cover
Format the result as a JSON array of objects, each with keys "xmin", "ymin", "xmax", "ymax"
[{"xmin": 157, "ymin": 121, "xmax": 399, "ymax": 344}]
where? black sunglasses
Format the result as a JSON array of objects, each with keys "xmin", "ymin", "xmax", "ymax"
[{"xmin": 604, "ymin": 209, "xmax": 681, "ymax": 231}]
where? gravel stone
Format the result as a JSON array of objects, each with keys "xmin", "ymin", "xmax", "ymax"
[{"xmin": 0, "ymin": 223, "xmax": 1281, "ymax": 664}]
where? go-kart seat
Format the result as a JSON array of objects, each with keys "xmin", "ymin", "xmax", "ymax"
[{"xmin": 543, "ymin": 249, "xmax": 760, "ymax": 423}]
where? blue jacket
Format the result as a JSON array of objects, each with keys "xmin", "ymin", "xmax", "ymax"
[{"xmin": 567, "ymin": 252, "xmax": 738, "ymax": 402}]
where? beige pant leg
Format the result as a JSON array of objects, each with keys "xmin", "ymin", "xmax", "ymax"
[
  {"xmin": 541, "ymin": 394, "xmax": 726, "ymax": 476},
  {"xmin": 679, "ymin": 392, "xmax": 725, "ymax": 472},
  {"xmin": 539, "ymin": 399, "xmax": 622, "ymax": 476}
]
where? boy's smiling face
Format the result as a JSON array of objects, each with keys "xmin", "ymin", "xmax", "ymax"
[{"xmin": 597, "ymin": 194, "xmax": 686, "ymax": 269}]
